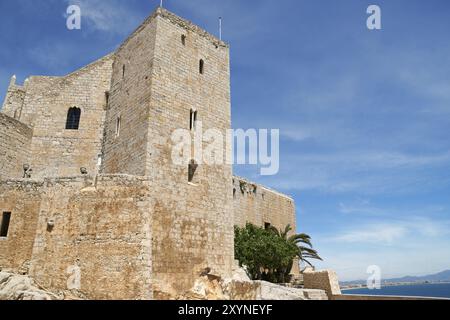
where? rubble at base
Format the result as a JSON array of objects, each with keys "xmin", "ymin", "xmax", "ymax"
[
  {"xmin": 0, "ymin": 272, "xmax": 88, "ymax": 301},
  {"xmin": 0, "ymin": 272, "xmax": 60, "ymax": 300},
  {"xmin": 0, "ymin": 268, "xmax": 328, "ymax": 301},
  {"xmin": 163, "ymin": 267, "xmax": 329, "ymax": 301}
]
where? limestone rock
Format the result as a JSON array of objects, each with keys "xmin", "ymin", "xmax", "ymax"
[
  {"xmin": 255, "ymin": 281, "xmax": 307, "ymax": 300},
  {"xmin": 177, "ymin": 266, "xmax": 328, "ymax": 301},
  {"xmin": 185, "ymin": 275, "xmax": 227, "ymax": 300},
  {"xmin": 0, "ymin": 272, "xmax": 60, "ymax": 300}
]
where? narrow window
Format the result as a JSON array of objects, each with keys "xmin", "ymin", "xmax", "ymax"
[
  {"xmin": 105, "ymin": 91, "xmax": 110, "ymax": 107},
  {"xmin": 116, "ymin": 116, "xmax": 121, "ymax": 138},
  {"xmin": 190, "ymin": 109, "xmax": 198, "ymax": 131},
  {"xmin": 199, "ymin": 59, "xmax": 204, "ymax": 74},
  {"xmin": 264, "ymin": 222, "xmax": 272, "ymax": 230},
  {"xmin": 122, "ymin": 65, "xmax": 126, "ymax": 78},
  {"xmin": 233, "ymin": 188, "xmax": 237, "ymax": 199},
  {"xmin": 188, "ymin": 160, "xmax": 198, "ymax": 183},
  {"xmin": 65, "ymin": 107, "xmax": 81, "ymax": 130},
  {"xmin": 1, "ymin": 212, "xmax": 11, "ymax": 237},
  {"xmin": 181, "ymin": 34, "xmax": 186, "ymax": 46}
]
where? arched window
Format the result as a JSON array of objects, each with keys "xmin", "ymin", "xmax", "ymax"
[
  {"xmin": 199, "ymin": 59, "xmax": 204, "ymax": 74},
  {"xmin": 65, "ymin": 107, "xmax": 81, "ymax": 130},
  {"xmin": 181, "ymin": 34, "xmax": 186, "ymax": 46}
]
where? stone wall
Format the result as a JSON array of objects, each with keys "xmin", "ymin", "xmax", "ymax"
[
  {"xmin": 233, "ymin": 177, "xmax": 296, "ymax": 233},
  {"xmin": 1, "ymin": 76, "xmax": 26, "ymax": 120},
  {"xmin": 0, "ymin": 179, "xmax": 41, "ymax": 273},
  {"xmin": 0, "ymin": 113, "xmax": 33, "ymax": 179},
  {"xmin": 101, "ymin": 15, "xmax": 157, "ymax": 176},
  {"xmin": 0, "ymin": 175, "xmax": 153, "ymax": 300},
  {"xmin": 303, "ymin": 270, "xmax": 342, "ymax": 299},
  {"xmin": 10, "ymin": 54, "xmax": 113, "ymax": 179},
  {"xmin": 233, "ymin": 177, "xmax": 299, "ymax": 275},
  {"xmin": 143, "ymin": 9, "xmax": 234, "ymax": 297}
]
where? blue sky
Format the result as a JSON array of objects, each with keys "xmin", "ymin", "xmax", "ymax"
[{"xmin": 1, "ymin": 0, "xmax": 449, "ymax": 281}]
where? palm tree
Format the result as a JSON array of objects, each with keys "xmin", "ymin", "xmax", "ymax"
[{"xmin": 268, "ymin": 225, "xmax": 322, "ymax": 269}]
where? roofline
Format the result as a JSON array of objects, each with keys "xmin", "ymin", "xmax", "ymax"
[
  {"xmin": 118, "ymin": 7, "xmax": 228, "ymax": 53},
  {"xmin": 233, "ymin": 175, "xmax": 295, "ymax": 202}
]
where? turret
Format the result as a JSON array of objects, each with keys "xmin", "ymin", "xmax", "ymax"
[{"xmin": 9, "ymin": 74, "xmax": 16, "ymax": 87}]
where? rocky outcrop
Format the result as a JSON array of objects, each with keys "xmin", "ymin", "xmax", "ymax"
[
  {"xmin": 159, "ymin": 267, "xmax": 328, "ymax": 301},
  {"xmin": 0, "ymin": 272, "xmax": 60, "ymax": 300},
  {"xmin": 0, "ymin": 269, "xmax": 329, "ymax": 301},
  {"xmin": 255, "ymin": 281, "xmax": 328, "ymax": 300}
]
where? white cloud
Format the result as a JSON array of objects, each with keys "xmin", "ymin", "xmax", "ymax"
[
  {"xmin": 329, "ymin": 217, "xmax": 449, "ymax": 245},
  {"xmin": 315, "ymin": 246, "xmax": 450, "ymax": 281},
  {"xmin": 260, "ymin": 150, "xmax": 450, "ymax": 195},
  {"xmin": 281, "ymin": 128, "xmax": 313, "ymax": 142},
  {"xmin": 333, "ymin": 224, "xmax": 407, "ymax": 244},
  {"xmin": 339, "ymin": 200, "xmax": 446, "ymax": 217},
  {"xmin": 339, "ymin": 200, "xmax": 385, "ymax": 216},
  {"xmin": 314, "ymin": 215, "xmax": 450, "ymax": 281},
  {"xmin": 64, "ymin": 0, "xmax": 144, "ymax": 34}
]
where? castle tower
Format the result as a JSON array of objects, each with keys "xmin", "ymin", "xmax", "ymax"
[{"xmin": 102, "ymin": 8, "xmax": 234, "ymax": 295}]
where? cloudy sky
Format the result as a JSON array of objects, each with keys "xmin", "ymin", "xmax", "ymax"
[{"xmin": 1, "ymin": 0, "xmax": 449, "ymax": 281}]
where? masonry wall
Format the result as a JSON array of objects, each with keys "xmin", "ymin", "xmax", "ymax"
[
  {"xmin": 0, "ymin": 180, "xmax": 41, "ymax": 273},
  {"xmin": 0, "ymin": 113, "xmax": 33, "ymax": 179},
  {"xmin": 303, "ymin": 270, "xmax": 342, "ymax": 299},
  {"xmin": 0, "ymin": 176, "xmax": 153, "ymax": 300},
  {"xmin": 142, "ymin": 9, "xmax": 235, "ymax": 297},
  {"xmin": 11, "ymin": 55, "xmax": 114, "ymax": 179},
  {"xmin": 233, "ymin": 177, "xmax": 300, "ymax": 275},
  {"xmin": 233, "ymin": 177, "xmax": 296, "ymax": 233},
  {"xmin": 1, "ymin": 79, "xmax": 26, "ymax": 120},
  {"xmin": 101, "ymin": 16, "xmax": 158, "ymax": 176}
]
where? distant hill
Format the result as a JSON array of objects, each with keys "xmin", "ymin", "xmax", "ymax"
[{"xmin": 341, "ymin": 270, "xmax": 450, "ymax": 286}]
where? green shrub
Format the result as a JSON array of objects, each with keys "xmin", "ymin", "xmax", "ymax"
[{"xmin": 234, "ymin": 223, "xmax": 298, "ymax": 283}]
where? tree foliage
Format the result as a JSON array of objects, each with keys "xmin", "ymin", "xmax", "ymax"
[
  {"xmin": 234, "ymin": 223, "xmax": 298, "ymax": 283},
  {"xmin": 234, "ymin": 223, "xmax": 323, "ymax": 283},
  {"xmin": 267, "ymin": 224, "xmax": 323, "ymax": 269}
]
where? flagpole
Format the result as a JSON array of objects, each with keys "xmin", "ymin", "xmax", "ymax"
[{"xmin": 219, "ymin": 17, "xmax": 222, "ymax": 41}]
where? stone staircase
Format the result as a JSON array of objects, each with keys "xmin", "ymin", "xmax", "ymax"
[{"xmin": 302, "ymin": 289, "xmax": 329, "ymax": 300}]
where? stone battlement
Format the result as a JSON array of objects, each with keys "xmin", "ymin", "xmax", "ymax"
[{"xmin": 119, "ymin": 7, "xmax": 228, "ymax": 53}]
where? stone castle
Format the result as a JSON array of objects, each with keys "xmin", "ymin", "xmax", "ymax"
[{"xmin": 0, "ymin": 8, "xmax": 297, "ymax": 299}]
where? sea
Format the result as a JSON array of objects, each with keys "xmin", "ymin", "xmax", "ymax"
[{"xmin": 342, "ymin": 283, "xmax": 450, "ymax": 299}]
